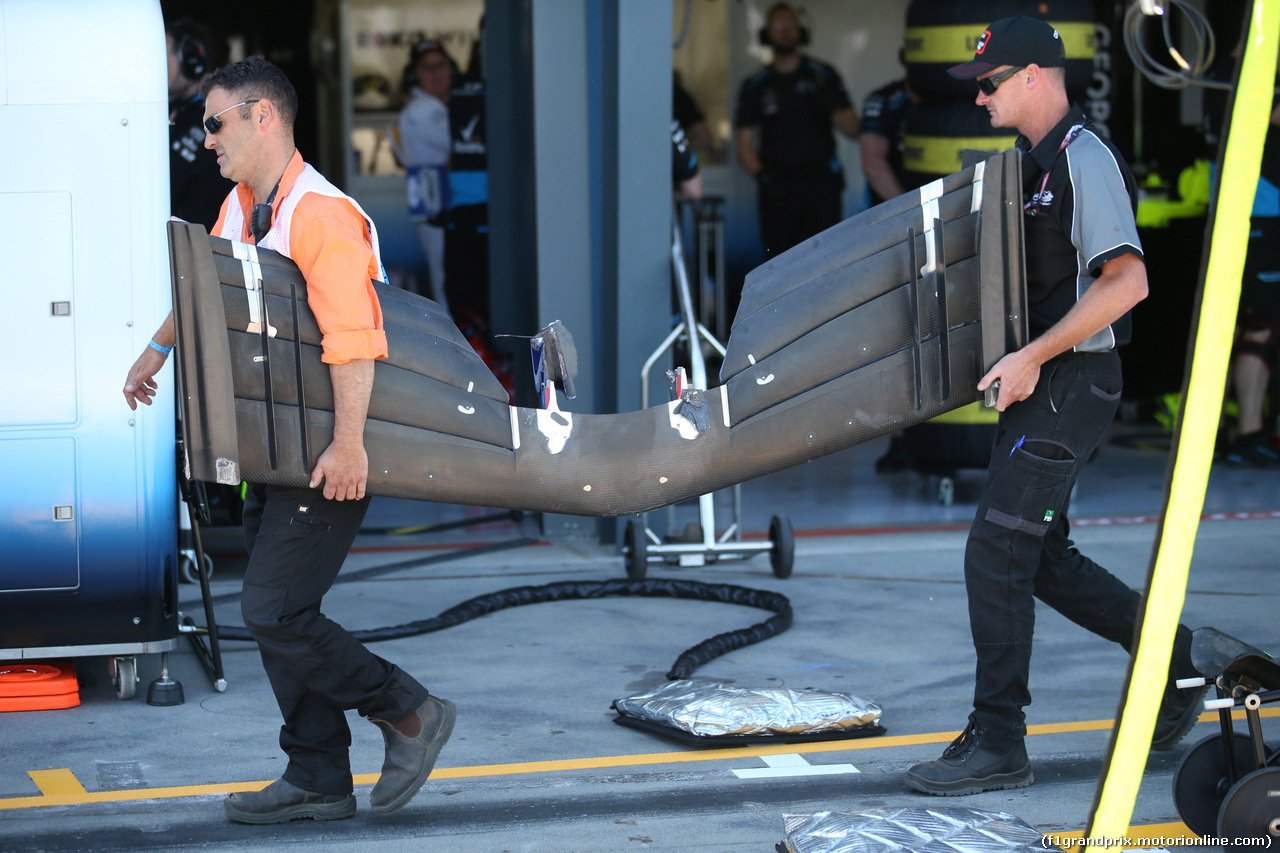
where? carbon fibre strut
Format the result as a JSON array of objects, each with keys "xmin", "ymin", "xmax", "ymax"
[
  {"xmin": 934, "ymin": 216, "xmax": 951, "ymax": 402},
  {"xmin": 907, "ymin": 226, "xmax": 923, "ymax": 412},
  {"xmin": 257, "ymin": 266, "xmax": 277, "ymax": 470},
  {"xmin": 289, "ymin": 282, "xmax": 309, "ymax": 471}
]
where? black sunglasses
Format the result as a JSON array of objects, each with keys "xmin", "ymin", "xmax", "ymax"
[
  {"xmin": 204, "ymin": 99, "xmax": 260, "ymax": 134},
  {"xmin": 977, "ymin": 67, "xmax": 1024, "ymax": 96}
]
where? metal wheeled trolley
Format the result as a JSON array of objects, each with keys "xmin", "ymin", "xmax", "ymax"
[
  {"xmin": 1171, "ymin": 628, "xmax": 1280, "ymax": 844},
  {"xmin": 903, "ymin": 401, "xmax": 998, "ymax": 506},
  {"xmin": 621, "ymin": 213, "xmax": 793, "ymax": 581}
]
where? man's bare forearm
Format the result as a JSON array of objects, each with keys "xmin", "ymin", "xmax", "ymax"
[{"xmin": 329, "ymin": 358, "xmax": 375, "ymax": 447}]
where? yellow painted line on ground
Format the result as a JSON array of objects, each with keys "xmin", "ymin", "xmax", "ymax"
[
  {"xmin": 4, "ymin": 708, "xmax": 1274, "ymax": 812},
  {"xmin": 28, "ymin": 769, "xmax": 86, "ymax": 797}
]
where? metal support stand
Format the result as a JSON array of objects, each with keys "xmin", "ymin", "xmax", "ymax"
[
  {"xmin": 176, "ymin": 466, "xmax": 227, "ymax": 694},
  {"xmin": 623, "ymin": 212, "xmax": 793, "ymax": 580},
  {"xmin": 689, "ymin": 197, "xmax": 728, "ymax": 342}
]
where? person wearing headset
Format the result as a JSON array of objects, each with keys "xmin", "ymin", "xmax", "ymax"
[
  {"xmin": 123, "ymin": 57, "xmax": 455, "ymax": 824},
  {"xmin": 165, "ymin": 19, "xmax": 233, "ymax": 229},
  {"xmin": 734, "ymin": 2, "xmax": 859, "ymax": 259}
]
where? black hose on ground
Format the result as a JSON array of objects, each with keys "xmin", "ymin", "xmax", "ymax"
[{"xmin": 206, "ymin": 577, "xmax": 792, "ymax": 680}]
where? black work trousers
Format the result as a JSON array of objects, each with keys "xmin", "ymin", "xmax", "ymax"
[
  {"xmin": 757, "ymin": 175, "xmax": 843, "ymax": 259},
  {"xmin": 241, "ymin": 485, "xmax": 430, "ymax": 795},
  {"xmin": 964, "ymin": 351, "xmax": 1141, "ymax": 742}
]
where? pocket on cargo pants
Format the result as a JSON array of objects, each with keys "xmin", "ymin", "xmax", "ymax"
[{"xmin": 982, "ymin": 438, "xmax": 1076, "ymax": 536}]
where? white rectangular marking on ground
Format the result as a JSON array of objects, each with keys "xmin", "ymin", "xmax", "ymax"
[{"xmin": 731, "ymin": 753, "xmax": 859, "ymax": 779}]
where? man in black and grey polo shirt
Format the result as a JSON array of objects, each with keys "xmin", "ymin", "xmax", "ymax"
[{"xmin": 903, "ymin": 16, "xmax": 1205, "ymax": 796}]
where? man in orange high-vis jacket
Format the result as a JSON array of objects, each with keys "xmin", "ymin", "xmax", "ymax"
[{"xmin": 122, "ymin": 57, "xmax": 455, "ymax": 825}]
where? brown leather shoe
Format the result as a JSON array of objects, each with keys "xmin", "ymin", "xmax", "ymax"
[
  {"xmin": 368, "ymin": 694, "xmax": 457, "ymax": 816},
  {"xmin": 222, "ymin": 779, "xmax": 356, "ymax": 824}
]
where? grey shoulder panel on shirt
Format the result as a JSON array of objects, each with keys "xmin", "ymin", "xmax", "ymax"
[{"xmin": 1066, "ymin": 132, "xmax": 1143, "ymax": 273}]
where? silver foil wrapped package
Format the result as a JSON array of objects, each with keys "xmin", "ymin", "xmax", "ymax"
[
  {"xmin": 613, "ymin": 680, "xmax": 881, "ymax": 738},
  {"xmin": 781, "ymin": 806, "xmax": 1047, "ymax": 853}
]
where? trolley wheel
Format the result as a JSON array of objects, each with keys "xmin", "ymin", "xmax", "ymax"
[
  {"xmin": 179, "ymin": 550, "xmax": 214, "ymax": 584},
  {"xmin": 624, "ymin": 519, "xmax": 648, "ymax": 581},
  {"xmin": 1173, "ymin": 732, "xmax": 1257, "ymax": 838},
  {"xmin": 1218, "ymin": 767, "xmax": 1280, "ymax": 845},
  {"xmin": 109, "ymin": 656, "xmax": 137, "ymax": 701},
  {"xmin": 769, "ymin": 515, "xmax": 794, "ymax": 579},
  {"xmin": 938, "ymin": 476, "xmax": 955, "ymax": 506}
]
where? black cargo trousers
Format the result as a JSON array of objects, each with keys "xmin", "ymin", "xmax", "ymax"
[
  {"xmin": 241, "ymin": 484, "xmax": 430, "ymax": 795},
  {"xmin": 963, "ymin": 350, "xmax": 1142, "ymax": 742}
]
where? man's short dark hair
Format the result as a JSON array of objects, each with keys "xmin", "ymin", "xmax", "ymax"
[
  {"xmin": 201, "ymin": 56, "xmax": 299, "ymax": 129},
  {"xmin": 766, "ymin": 2, "xmax": 803, "ymax": 23}
]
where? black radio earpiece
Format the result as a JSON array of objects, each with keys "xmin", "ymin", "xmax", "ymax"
[
  {"xmin": 758, "ymin": 3, "xmax": 811, "ymax": 48},
  {"xmin": 177, "ymin": 33, "xmax": 207, "ymax": 80},
  {"xmin": 250, "ymin": 181, "xmax": 280, "ymax": 243}
]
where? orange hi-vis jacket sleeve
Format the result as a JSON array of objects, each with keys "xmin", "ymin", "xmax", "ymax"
[{"xmin": 213, "ymin": 155, "xmax": 387, "ymax": 365}]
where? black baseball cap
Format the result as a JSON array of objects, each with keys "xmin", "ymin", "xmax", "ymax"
[{"xmin": 947, "ymin": 16, "xmax": 1065, "ymax": 79}]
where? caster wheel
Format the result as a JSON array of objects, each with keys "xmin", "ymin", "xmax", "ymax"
[
  {"xmin": 624, "ymin": 518, "xmax": 648, "ymax": 581},
  {"xmin": 179, "ymin": 550, "xmax": 214, "ymax": 584},
  {"xmin": 1218, "ymin": 767, "xmax": 1280, "ymax": 845},
  {"xmin": 1173, "ymin": 732, "xmax": 1257, "ymax": 837},
  {"xmin": 769, "ymin": 515, "xmax": 794, "ymax": 579},
  {"xmin": 938, "ymin": 476, "xmax": 955, "ymax": 506},
  {"xmin": 109, "ymin": 656, "xmax": 137, "ymax": 701}
]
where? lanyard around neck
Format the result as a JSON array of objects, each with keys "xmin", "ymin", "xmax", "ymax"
[{"xmin": 1025, "ymin": 123, "xmax": 1083, "ymax": 216}]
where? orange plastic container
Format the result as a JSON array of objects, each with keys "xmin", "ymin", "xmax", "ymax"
[{"xmin": 0, "ymin": 660, "xmax": 80, "ymax": 711}]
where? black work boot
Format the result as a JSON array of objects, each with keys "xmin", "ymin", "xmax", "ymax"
[
  {"xmin": 1152, "ymin": 624, "xmax": 1208, "ymax": 750},
  {"xmin": 905, "ymin": 718, "xmax": 1034, "ymax": 796},
  {"xmin": 368, "ymin": 694, "xmax": 457, "ymax": 816},
  {"xmin": 222, "ymin": 779, "xmax": 356, "ymax": 824}
]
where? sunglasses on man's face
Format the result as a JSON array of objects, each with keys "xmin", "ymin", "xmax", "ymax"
[
  {"xmin": 977, "ymin": 67, "xmax": 1024, "ymax": 96},
  {"xmin": 204, "ymin": 99, "xmax": 260, "ymax": 135}
]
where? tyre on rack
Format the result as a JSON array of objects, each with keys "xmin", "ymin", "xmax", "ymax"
[
  {"xmin": 904, "ymin": 0, "xmax": 1097, "ymax": 102},
  {"xmin": 901, "ymin": 99, "xmax": 1019, "ymax": 191}
]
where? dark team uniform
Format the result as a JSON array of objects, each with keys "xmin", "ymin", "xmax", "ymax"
[
  {"xmin": 859, "ymin": 79, "xmax": 913, "ymax": 207},
  {"xmin": 445, "ymin": 78, "xmax": 489, "ymax": 325},
  {"xmin": 672, "ymin": 120, "xmax": 698, "ymax": 187},
  {"xmin": 1242, "ymin": 120, "xmax": 1280, "ymax": 329},
  {"xmin": 673, "ymin": 79, "xmax": 705, "ymax": 134},
  {"xmin": 965, "ymin": 106, "xmax": 1148, "ymax": 743},
  {"xmin": 169, "ymin": 94, "xmax": 233, "ymax": 229},
  {"xmin": 734, "ymin": 57, "xmax": 853, "ymax": 257},
  {"xmin": 1020, "ymin": 107, "xmax": 1142, "ymax": 348}
]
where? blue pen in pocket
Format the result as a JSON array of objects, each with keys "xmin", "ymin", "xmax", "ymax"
[{"xmin": 1010, "ymin": 435, "xmax": 1026, "ymax": 456}]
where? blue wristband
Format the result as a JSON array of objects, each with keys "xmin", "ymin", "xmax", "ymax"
[{"xmin": 148, "ymin": 339, "xmax": 173, "ymax": 356}]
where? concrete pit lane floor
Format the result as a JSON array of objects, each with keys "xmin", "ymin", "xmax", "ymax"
[{"xmin": 2, "ymin": 425, "xmax": 1278, "ymax": 853}]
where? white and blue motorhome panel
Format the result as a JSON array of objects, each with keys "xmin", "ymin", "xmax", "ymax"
[{"xmin": 0, "ymin": 0, "xmax": 178, "ymax": 652}]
